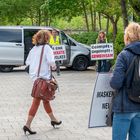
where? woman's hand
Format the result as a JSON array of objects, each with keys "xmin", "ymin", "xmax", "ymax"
[{"xmin": 51, "ymin": 65, "xmax": 56, "ymax": 71}]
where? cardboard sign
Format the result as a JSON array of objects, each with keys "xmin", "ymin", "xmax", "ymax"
[
  {"xmin": 88, "ymin": 73, "xmax": 115, "ymax": 128},
  {"xmin": 51, "ymin": 45, "xmax": 67, "ymax": 61},
  {"xmin": 91, "ymin": 43, "xmax": 114, "ymax": 60}
]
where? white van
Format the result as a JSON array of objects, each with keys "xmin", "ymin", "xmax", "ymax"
[{"xmin": 0, "ymin": 26, "xmax": 95, "ymax": 72}]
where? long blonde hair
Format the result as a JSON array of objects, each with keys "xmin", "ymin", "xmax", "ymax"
[
  {"xmin": 124, "ymin": 22, "xmax": 140, "ymax": 45},
  {"xmin": 96, "ymin": 31, "xmax": 107, "ymax": 43}
]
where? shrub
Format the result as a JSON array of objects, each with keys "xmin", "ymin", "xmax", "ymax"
[
  {"xmin": 70, "ymin": 32, "xmax": 98, "ymax": 45},
  {"xmin": 70, "ymin": 32, "xmax": 114, "ymax": 45},
  {"xmin": 114, "ymin": 32, "xmax": 124, "ymax": 58},
  {"xmin": 106, "ymin": 32, "xmax": 113, "ymax": 43}
]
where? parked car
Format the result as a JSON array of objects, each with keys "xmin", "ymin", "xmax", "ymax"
[{"xmin": 0, "ymin": 26, "xmax": 95, "ymax": 72}]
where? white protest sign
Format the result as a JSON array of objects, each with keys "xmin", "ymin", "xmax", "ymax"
[
  {"xmin": 88, "ymin": 73, "xmax": 115, "ymax": 128},
  {"xmin": 51, "ymin": 45, "xmax": 67, "ymax": 61},
  {"xmin": 91, "ymin": 43, "xmax": 114, "ymax": 60}
]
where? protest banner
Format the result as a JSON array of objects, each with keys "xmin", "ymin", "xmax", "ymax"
[
  {"xmin": 91, "ymin": 43, "xmax": 114, "ymax": 60},
  {"xmin": 51, "ymin": 45, "xmax": 67, "ymax": 61},
  {"xmin": 88, "ymin": 73, "xmax": 115, "ymax": 128}
]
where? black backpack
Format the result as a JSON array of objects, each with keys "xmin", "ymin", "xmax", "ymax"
[{"xmin": 126, "ymin": 55, "xmax": 140, "ymax": 103}]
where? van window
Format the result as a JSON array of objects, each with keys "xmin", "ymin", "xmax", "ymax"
[
  {"xmin": 24, "ymin": 29, "xmax": 39, "ymax": 60},
  {"xmin": 61, "ymin": 32, "xmax": 69, "ymax": 45},
  {"xmin": 0, "ymin": 29, "xmax": 22, "ymax": 43},
  {"xmin": 69, "ymin": 39, "xmax": 76, "ymax": 46},
  {"xmin": 24, "ymin": 29, "xmax": 39, "ymax": 48}
]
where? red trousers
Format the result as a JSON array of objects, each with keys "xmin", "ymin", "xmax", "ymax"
[{"xmin": 29, "ymin": 98, "xmax": 52, "ymax": 117}]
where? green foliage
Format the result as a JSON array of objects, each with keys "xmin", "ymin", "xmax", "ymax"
[
  {"xmin": 51, "ymin": 19, "xmax": 69, "ymax": 29},
  {"xmin": 70, "ymin": 32, "xmax": 98, "ymax": 45},
  {"xmin": 129, "ymin": 0, "xmax": 140, "ymax": 17},
  {"xmin": 114, "ymin": 32, "xmax": 124, "ymax": 58},
  {"xmin": 106, "ymin": 32, "xmax": 114, "ymax": 43},
  {"xmin": 96, "ymin": 0, "xmax": 121, "ymax": 17},
  {"xmin": 0, "ymin": 0, "xmax": 32, "ymax": 25},
  {"xmin": 69, "ymin": 17, "xmax": 85, "ymax": 30},
  {"xmin": 51, "ymin": 16, "xmax": 85, "ymax": 30},
  {"xmin": 70, "ymin": 31, "xmax": 114, "ymax": 45}
]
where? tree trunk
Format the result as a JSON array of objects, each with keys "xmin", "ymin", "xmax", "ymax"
[
  {"xmin": 110, "ymin": 16, "xmax": 119, "ymax": 42},
  {"xmin": 98, "ymin": 13, "xmax": 102, "ymax": 30},
  {"xmin": 44, "ymin": 11, "xmax": 49, "ymax": 26},
  {"xmin": 16, "ymin": 20, "xmax": 21, "ymax": 25},
  {"xmin": 93, "ymin": 11, "xmax": 96, "ymax": 31},
  {"xmin": 89, "ymin": 1, "xmax": 94, "ymax": 31},
  {"xmin": 106, "ymin": 17, "xmax": 109, "ymax": 35},
  {"xmin": 81, "ymin": 0, "xmax": 89, "ymax": 32},
  {"xmin": 112, "ymin": 21, "xmax": 117, "ymax": 41},
  {"xmin": 28, "ymin": 11, "xmax": 34, "ymax": 25},
  {"xmin": 93, "ymin": 0, "xmax": 96, "ymax": 31},
  {"xmin": 46, "ymin": 18, "xmax": 49, "ymax": 26},
  {"xmin": 120, "ymin": 0, "xmax": 128, "ymax": 29},
  {"xmin": 38, "ymin": 9, "xmax": 41, "ymax": 26},
  {"xmin": 48, "ymin": 17, "xmax": 51, "ymax": 26},
  {"xmin": 31, "ymin": 18, "xmax": 34, "ymax": 25},
  {"xmin": 133, "ymin": 13, "xmax": 137, "ymax": 22}
]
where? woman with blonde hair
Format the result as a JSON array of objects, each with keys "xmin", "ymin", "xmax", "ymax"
[
  {"xmin": 110, "ymin": 22, "xmax": 140, "ymax": 140},
  {"xmin": 96, "ymin": 30, "xmax": 107, "ymax": 43},
  {"xmin": 23, "ymin": 30, "xmax": 62, "ymax": 135}
]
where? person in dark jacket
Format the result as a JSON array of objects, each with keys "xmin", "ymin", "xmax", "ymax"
[{"xmin": 110, "ymin": 22, "xmax": 140, "ymax": 140}]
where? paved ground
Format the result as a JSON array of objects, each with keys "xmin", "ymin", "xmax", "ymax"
[{"xmin": 0, "ymin": 67, "xmax": 112, "ymax": 140}]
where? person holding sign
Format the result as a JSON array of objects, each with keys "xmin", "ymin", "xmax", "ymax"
[
  {"xmin": 96, "ymin": 31, "xmax": 111, "ymax": 72},
  {"xmin": 49, "ymin": 29, "xmax": 60, "ymax": 45},
  {"xmin": 49, "ymin": 29, "xmax": 61, "ymax": 75},
  {"xmin": 110, "ymin": 22, "xmax": 140, "ymax": 140}
]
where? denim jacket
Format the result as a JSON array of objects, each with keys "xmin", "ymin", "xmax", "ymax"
[{"xmin": 110, "ymin": 41, "xmax": 140, "ymax": 113}]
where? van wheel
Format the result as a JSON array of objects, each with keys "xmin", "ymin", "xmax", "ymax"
[
  {"xmin": 72, "ymin": 56, "xmax": 89, "ymax": 71},
  {"xmin": 0, "ymin": 66, "xmax": 13, "ymax": 72}
]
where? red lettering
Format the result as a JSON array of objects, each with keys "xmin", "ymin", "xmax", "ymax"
[
  {"xmin": 54, "ymin": 50, "xmax": 65, "ymax": 55},
  {"xmin": 92, "ymin": 53, "xmax": 113, "ymax": 59}
]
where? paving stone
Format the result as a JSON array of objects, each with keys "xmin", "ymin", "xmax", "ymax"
[{"xmin": 0, "ymin": 67, "xmax": 112, "ymax": 140}]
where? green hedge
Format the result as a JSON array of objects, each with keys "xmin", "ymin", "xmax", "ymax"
[
  {"xmin": 70, "ymin": 32, "xmax": 114, "ymax": 45},
  {"xmin": 114, "ymin": 32, "xmax": 125, "ymax": 58},
  {"xmin": 70, "ymin": 32, "xmax": 98, "ymax": 45}
]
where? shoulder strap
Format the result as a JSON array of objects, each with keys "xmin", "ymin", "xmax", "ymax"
[
  {"xmin": 125, "ymin": 55, "xmax": 137, "ymax": 76},
  {"xmin": 37, "ymin": 45, "xmax": 45, "ymax": 77},
  {"xmin": 134, "ymin": 55, "xmax": 140, "ymax": 81},
  {"xmin": 123, "ymin": 49, "xmax": 137, "ymax": 77}
]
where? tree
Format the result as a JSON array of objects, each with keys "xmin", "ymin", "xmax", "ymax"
[
  {"xmin": 129, "ymin": 0, "xmax": 140, "ymax": 17},
  {"xmin": 41, "ymin": 0, "xmax": 81, "ymax": 26},
  {"xmin": 0, "ymin": 0, "xmax": 31, "ymax": 25},
  {"xmin": 106, "ymin": 17, "xmax": 110, "ymax": 34},
  {"xmin": 96, "ymin": 0, "xmax": 121, "ymax": 41},
  {"xmin": 40, "ymin": 0, "xmax": 51, "ymax": 26},
  {"xmin": 120, "ymin": 0, "xmax": 128, "ymax": 29},
  {"xmin": 89, "ymin": 0, "xmax": 94, "ymax": 31},
  {"xmin": 42, "ymin": 0, "xmax": 90, "ymax": 31},
  {"xmin": 27, "ymin": 0, "xmax": 44, "ymax": 25},
  {"xmin": 80, "ymin": 0, "xmax": 90, "ymax": 31}
]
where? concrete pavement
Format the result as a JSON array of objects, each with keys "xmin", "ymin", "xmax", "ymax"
[{"xmin": 0, "ymin": 67, "xmax": 112, "ymax": 140}]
